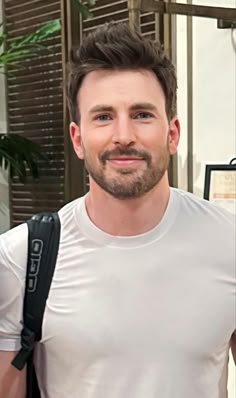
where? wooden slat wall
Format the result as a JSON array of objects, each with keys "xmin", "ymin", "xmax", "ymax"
[
  {"xmin": 4, "ymin": 0, "xmax": 66, "ymax": 226},
  {"xmin": 82, "ymin": 0, "xmax": 156, "ymax": 38}
]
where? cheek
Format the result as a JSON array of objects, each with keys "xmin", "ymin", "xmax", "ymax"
[
  {"xmin": 81, "ymin": 129, "xmax": 111, "ymax": 157},
  {"xmin": 138, "ymin": 122, "xmax": 169, "ymax": 144},
  {"xmin": 140, "ymin": 134, "xmax": 169, "ymax": 154},
  {"xmin": 81, "ymin": 137, "xmax": 104, "ymax": 164}
]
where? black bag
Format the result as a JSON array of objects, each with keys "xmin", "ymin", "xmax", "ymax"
[{"xmin": 12, "ymin": 212, "xmax": 61, "ymax": 398}]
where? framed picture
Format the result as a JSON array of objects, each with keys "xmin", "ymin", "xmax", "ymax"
[{"xmin": 204, "ymin": 160, "xmax": 236, "ymax": 214}]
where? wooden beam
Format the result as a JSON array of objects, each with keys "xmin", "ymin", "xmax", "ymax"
[
  {"xmin": 186, "ymin": 0, "xmax": 194, "ymax": 193},
  {"xmin": 140, "ymin": 0, "xmax": 236, "ymax": 21},
  {"xmin": 128, "ymin": 0, "xmax": 141, "ymax": 30},
  {"xmin": 61, "ymin": 0, "xmax": 86, "ymax": 202}
]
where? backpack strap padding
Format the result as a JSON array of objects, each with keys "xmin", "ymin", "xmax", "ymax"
[{"xmin": 12, "ymin": 212, "xmax": 61, "ymax": 371}]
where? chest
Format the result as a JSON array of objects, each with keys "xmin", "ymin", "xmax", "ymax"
[{"xmin": 41, "ymin": 243, "xmax": 235, "ymax": 364}]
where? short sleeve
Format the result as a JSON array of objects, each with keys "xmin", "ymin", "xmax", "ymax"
[{"xmin": 0, "ymin": 223, "xmax": 28, "ymax": 351}]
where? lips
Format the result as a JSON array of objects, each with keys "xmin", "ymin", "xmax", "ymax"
[
  {"xmin": 107, "ymin": 157, "xmax": 144, "ymax": 166},
  {"xmin": 100, "ymin": 148, "xmax": 151, "ymax": 165},
  {"xmin": 108, "ymin": 156, "xmax": 143, "ymax": 161}
]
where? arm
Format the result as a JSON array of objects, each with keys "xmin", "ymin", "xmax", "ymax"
[
  {"xmin": 230, "ymin": 333, "xmax": 236, "ymax": 365},
  {"xmin": 0, "ymin": 351, "xmax": 26, "ymax": 398},
  {"xmin": 0, "ymin": 225, "xmax": 28, "ymax": 398}
]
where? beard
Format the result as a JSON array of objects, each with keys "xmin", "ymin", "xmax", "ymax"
[{"xmin": 83, "ymin": 142, "xmax": 170, "ymax": 200}]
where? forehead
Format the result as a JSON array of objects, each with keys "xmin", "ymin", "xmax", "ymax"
[{"xmin": 77, "ymin": 69, "xmax": 166, "ymax": 110}]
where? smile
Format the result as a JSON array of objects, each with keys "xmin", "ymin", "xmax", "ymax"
[{"xmin": 107, "ymin": 158, "xmax": 144, "ymax": 166}]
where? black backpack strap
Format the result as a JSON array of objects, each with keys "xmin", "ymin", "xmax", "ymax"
[{"xmin": 12, "ymin": 212, "xmax": 61, "ymax": 373}]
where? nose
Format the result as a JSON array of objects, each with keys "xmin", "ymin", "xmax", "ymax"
[{"xmin": 111, "ymin": 117, "xmax": 137, "ymax": 146}]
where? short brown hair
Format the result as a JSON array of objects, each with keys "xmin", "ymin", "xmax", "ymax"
[{"xmin": 68, "ymin": 22, "xmax": 177, "ymax": 122}]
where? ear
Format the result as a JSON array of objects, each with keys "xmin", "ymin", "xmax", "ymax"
[
  {"xmin": 168, "ymin": 116, "xmax": 180, "ymax": 155},
  {"xmin": 69, "ymin": 122, "xmax": 84, "ymax": 160}
]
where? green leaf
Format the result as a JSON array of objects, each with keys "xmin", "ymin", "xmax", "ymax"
[
  {"xmin": 0, "ymin": 49, "xmax": 32, "ymax": 63},
  {"xmin": 0, "ymin": 134, "xmax": 48, "ymax": 182},
  {"xmin": 0, "ymin": 32, "xmax": 6, "ymax": 48},
  {"xmin": 9, "ymin": 19, "xmax": 61, "ymax": 50},
  {"xmin": 73, "ymin": 0, "xmax": 93, "ymax": 19},
  {"xmin": 0, "ymin": 19, "xmax": 61, "ymax": 68}
]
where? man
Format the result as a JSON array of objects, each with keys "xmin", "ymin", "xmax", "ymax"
[{"xmin": 0, "ymin": 22, "xmax": 235, "ymax": 398}]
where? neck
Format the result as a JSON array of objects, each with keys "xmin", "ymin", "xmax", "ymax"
[{"xmin": 85, "ymin": 175, "xmax": 171, "ymax": 236}]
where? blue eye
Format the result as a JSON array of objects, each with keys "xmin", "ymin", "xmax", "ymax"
[
  {"xmin": 96, "ymin": 114, "xmax": 112, "ymax": 121},
  {"xmin": 136, "ymin": 112, "xmax": 152, "ymax": 119}
]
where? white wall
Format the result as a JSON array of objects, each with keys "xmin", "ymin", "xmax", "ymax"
[
  {"xmin": 0, "ymin": 0, "xmax": 10, "ymax": 234},
  {"xmin": 176, "ymin": 1, "xmax": 236, "ymax": 396},
  {"xmin": 192, "ymin": 0, "xmax": 236, "ymax": 197},
  {"xmin": 177, "ymin": 0, "xmax": 236, "ymax": 195}
]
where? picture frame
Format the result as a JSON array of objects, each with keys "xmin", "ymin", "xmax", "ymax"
[{"xmin": 203, "ymin": 159, "xmax": 236, "ymax": 214}]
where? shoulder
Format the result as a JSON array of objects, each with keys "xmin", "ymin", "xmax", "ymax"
[
  {"xmin": 172, "ymin": 188, "xmax": 235, "ymax": 247},
  {"xmin": 0, "ymin": 223, "xmax": 28, "ymax": 281},
  {"xmin": 0, "ymin": 224, "xmax": 28, "ymax": 350},
  {"xmin": 0, "ymin": 195, "xmax": 86, "ymax": 272},
  {"xmin": 172, "ymin": 188, "xmax": 235, "ymax": 225},
  {"xmin": 58, "ymin": 196, "xmax": 85, "ymax": 223},
  {"xmin": 57, "ymin": 195, "xmax": 86, "ymax": 239},
  {"xmin": 171, "ymin": 188, "xmax": 235, "ymax": 266}
]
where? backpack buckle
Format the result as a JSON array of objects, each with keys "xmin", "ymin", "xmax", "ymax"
[{"xmin": 11, "ymin": 327, "xmax": 36, "ymax": 370}]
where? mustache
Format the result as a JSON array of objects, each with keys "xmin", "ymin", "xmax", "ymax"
[{"xmin": 99, "ymin": 147, "xmax": 151, "ymax": 164}]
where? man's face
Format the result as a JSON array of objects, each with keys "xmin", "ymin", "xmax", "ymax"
[{"xmin": 70, "ymin": 69, "xmax": 180, "ymax": 199}]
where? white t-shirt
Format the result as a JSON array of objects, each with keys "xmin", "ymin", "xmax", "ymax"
[{"xmin": 0, "ymin": 188, "xmax": 235, "ymax": 398}]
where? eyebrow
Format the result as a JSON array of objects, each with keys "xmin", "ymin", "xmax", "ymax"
[
  {"xmin": 130, "ymin": 103, "xmax": 158, "ymax": 112},
  {"xmin": 89, "ymin": 105, "xmax": 114, "ymax": 114},
  {"xmin": 89, "ymin": 103, "xmax": 158, "ymax": 114}
]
